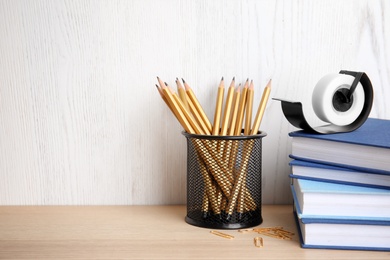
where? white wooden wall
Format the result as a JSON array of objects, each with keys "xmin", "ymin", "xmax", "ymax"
[{"xmin": 0, "ymin": 0, "xmax": 389, "ymax": 205}]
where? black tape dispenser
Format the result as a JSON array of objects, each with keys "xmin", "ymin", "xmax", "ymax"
[{"xmin": 274, "ymin": 70, "xmax": 374, "ymax": 134}]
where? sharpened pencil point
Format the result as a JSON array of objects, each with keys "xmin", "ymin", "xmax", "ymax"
[
  {"xmin": 267, "ymin": 79, "xmax": 272, "ymax": 86},
  {"xmin": 221, "ymin": 76, "xmax": 224, "ymax": 81},
  {"xmin": 181, "ymin": 78, "xmax": 186, "ymax": 83},
  {"xmin": 164, "ymin": 82, "xmax": 168, "ymax": 86}
]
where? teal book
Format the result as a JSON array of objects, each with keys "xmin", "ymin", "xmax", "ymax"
[{"xmin": 289, "ymin": 118, "xmax": 390, "ymax": 174}]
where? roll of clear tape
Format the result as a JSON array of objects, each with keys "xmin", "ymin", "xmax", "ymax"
[{"xmin": 312, "ymin": 73, "xmax": 365, "ymax": 126}]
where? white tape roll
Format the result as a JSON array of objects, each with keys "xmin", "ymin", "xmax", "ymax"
[{"xmin": 312, "ymin": 73, "xmax": 365, "ymax": 126}]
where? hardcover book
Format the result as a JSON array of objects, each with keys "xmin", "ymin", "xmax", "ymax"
[
  {"xmin": 293, "ymin": 204, "xmax": 390, "ymax": 251},
  {"xmin": 289, "ymin": 118, "xmax": 390, "ymax": 174},
  {"xmin": 289, "ymin": 159, "xmax": 390, "ymax": 189},
  {"xmin": 291, "ymin": 178, "xmax": 390, "ymax": 219}
]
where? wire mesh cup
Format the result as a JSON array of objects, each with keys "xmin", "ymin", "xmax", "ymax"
[{"xmin": 182, "ymin": 131, "xmax": 267, "ymax": 229}]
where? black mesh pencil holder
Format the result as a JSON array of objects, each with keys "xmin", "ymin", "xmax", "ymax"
[{"xmin": 182, "ymin": 131, "xmax": 267, "ymax": 229}]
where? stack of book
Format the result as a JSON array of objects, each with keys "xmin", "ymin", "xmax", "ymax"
[{"xmin": 288, "ymin": 117, "xmax": 390, "ymax": 251}]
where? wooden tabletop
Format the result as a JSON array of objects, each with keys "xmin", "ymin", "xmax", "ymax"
[{"xmin": 0, "ymin": 205, "xmax": 388, "ymax": 259}]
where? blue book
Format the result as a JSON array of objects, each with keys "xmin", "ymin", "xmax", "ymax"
[
  {"xmin": 291, "ymin": 180, "xmax": 390, "ymax": 251},
  {"xmin": 290, "ymin": 178, "xmax": 390, "ymax": 219},
  {"xmin": 289, "ymin": 159, "xmax": 390, "ymax": 190},
  {"xmin": 289, "ymin": 118, "xmax": 390, "ymax": 174},
  {"xmin": 293, "ymin": 205, "xmax": 390, "ymax": 251}
]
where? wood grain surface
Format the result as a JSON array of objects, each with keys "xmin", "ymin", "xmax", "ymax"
[{"xmin": 1, "ymin": 205, "xmax": 389, "ymax": 259}]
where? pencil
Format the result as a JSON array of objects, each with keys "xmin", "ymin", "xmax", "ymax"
[
  {"xmin": 227, "ymin": 85, "xmax": 241, "ymax": 170},
  {"xmin": 157, "ymin": 76, "xmax": 165, "ymax": 89},
  {"xmin": 168, "ymin": 86, "xmax": 205, "ymax": 135},
  {"xmin": 220, "ymin": 77, "xmax": 235, "ymax": 136},
  {"xmin": 160, "ymin": 82, "xmax": 195, "ymax": 134},
  {"xmin": 226, "ymin": 139, "xmax": 254, "ymax": 216},
  {"xmin": 183, "ymin": 79, "xmax": 213, "ymax": 133},
  {"xmin": 155, "ymin": 84, "xmax": 165, "ymax": 101},
  {"xmin": 228, "ymin": 85, "xmax": 241, "ymax": 136},
  {"xmin": 156, "ymin": 84, "xmax": 182, "ymax": 123},
  {"xmin": 186, "ymin": 96, "xmax": 211, "ymax": 135},
  {"xmin": 212, "ymin": 77, "xmax": 225, "ymax": 135},
  {"xmin": 234, "ymin": 79, "xmax": 249, "ymax": 135},
  {"xmin": 250, "ymin": 79, "xmax": 271, "ymax": 135},
  {"xmin": 244, "ymin": 80, "xmax": 254, "ymax": 135},
  {"xmin": 176, "ymin": 78, "xmax": 189, "ymax": 111}
]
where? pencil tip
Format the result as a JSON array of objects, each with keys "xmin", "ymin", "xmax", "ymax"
[
  {"xmin": 249, "ymin": 80, "xmax": 254, "ymax": 90},
  {"xmin": 164, "ymin": 82, "xmax": 168, "ymax": 86},
  {"xmin": 221, "ymin": 76, "xmax": 224, "ymax": 81},
  {"xmin": 181, "ymin": 78, "xmax": 186, "ymax": 83},
  {"xmin": 232, "ymin": 76, "xmax": 235, "ymax": 81}
]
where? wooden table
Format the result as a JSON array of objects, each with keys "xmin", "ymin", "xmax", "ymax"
[{"xmin": 0, "ymin": 205, "xmax": 388, "ymax": 259}]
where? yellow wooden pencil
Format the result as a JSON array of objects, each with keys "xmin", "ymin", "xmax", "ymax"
[
  {"xmin": 158, "ymin": 78, "xmax": 201, "ymax": 134},
  {"xmin": 176, "ymin": 78, "xmax": 189, "ymax": 111},
  {"xmin": 234, "ymin": 79, "xmax": 248, "ymax": 135},
  {"xmin": 226, "ymin": 85, "xmax": 241, "ymax": 171},
  {"xmin": 251, "ymin": 79, "xmax": 271, "ymax": 135},
  {"xmin": 160, "ymin": 83, "xmax": 195, "ymax": 134},
  {"xmin": 244, "ymin": 80, "xmax": 254, "ymax": 135},
  {"xmin": 156, "ymin": 84, "xmax": 182, "ymax": 121},
  {"xmin": 212, "ymin": 77, "xmax": 225, "ymax": 135},
  {"xmin": 183, "ymin": 79, "xmax": 213, "ymax": 133},
  {"xmin": 220, "ymin": 77, "xmax": 235, "ymax": 136},
  {"xmin": 223, "ymin": 85, "xmax": 241, "ymax": 182},
  {"xmin": 228, "ymin": 85, "xmax": 241, "ymax": 136},
  {"xmin": 175, "ymin": 79, "xmax": 210, "ymax": 134},
  {"xmin": 157, "ymin": 76, "xmax": 165, "ymax": 89},
  {"xmin": 186, "ymin": 96, "xmax": 211, "ymax": 135},
  {"xmin": 169, "ymin": 86, "xmax": 205, "ymax": 135}
]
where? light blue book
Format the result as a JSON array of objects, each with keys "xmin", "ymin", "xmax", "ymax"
[
  {"xmin": 291, "ymin": 178, "xmax": 390, "ymax": 220},
  {"xmin": 291, "ymin": 179, "xmax": 390, "ymax": 251},
  {"xmin": 293, "ymin": 206, "xmax": 390, "ymax": 251}
]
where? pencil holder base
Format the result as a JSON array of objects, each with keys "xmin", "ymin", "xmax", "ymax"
[
  {"xmin": 183, "ymin": 131, "xmax": 266, "ymax": 230},
  {"xmin": 185, "ymin": 208, "xmax": 262, "ymax": 229}
]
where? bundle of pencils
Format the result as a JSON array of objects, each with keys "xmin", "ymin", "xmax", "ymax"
[{"xmin": 155, "ymin": 77, "xmax": 271, "ymax": 219}]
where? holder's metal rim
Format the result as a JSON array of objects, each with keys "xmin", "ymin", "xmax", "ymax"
[{"xmin": 181, "ymin": 131, "xmax": 267, "ymax": 140}]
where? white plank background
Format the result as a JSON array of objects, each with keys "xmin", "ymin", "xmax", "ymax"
[{"xmin": 0, "ymin": 0, "xmax": 389, "ymax": 205}]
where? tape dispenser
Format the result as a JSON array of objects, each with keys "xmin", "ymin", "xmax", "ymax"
[{"xmin": 274, "ymin": 70, "xmax": 374, "ymax": 134}]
